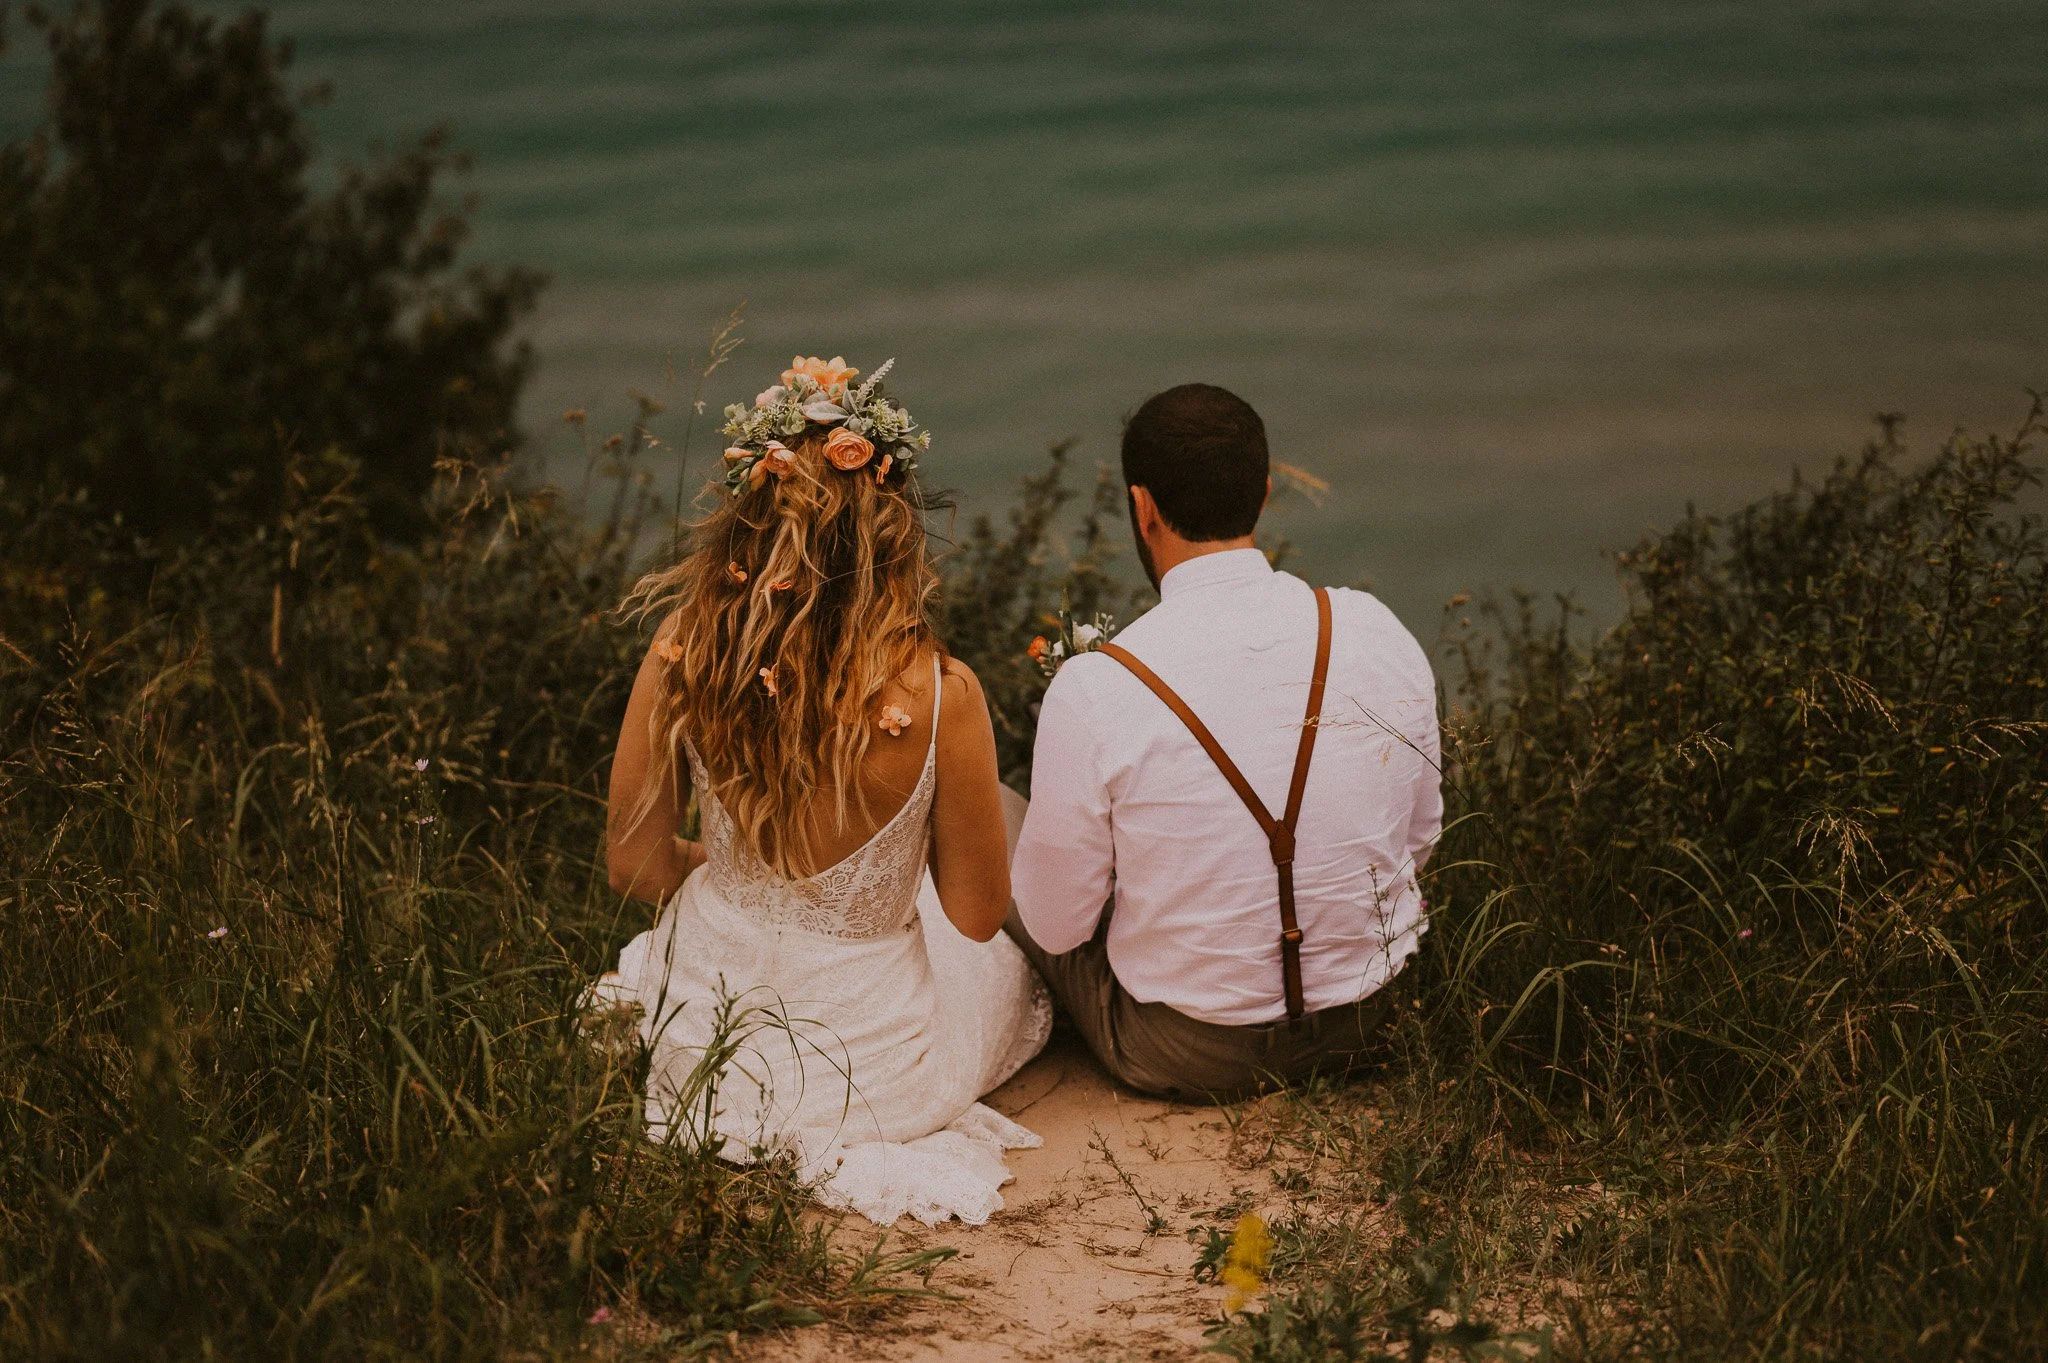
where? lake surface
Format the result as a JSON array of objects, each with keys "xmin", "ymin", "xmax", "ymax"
[{"xmin": 6, "ymin": 0, "xmax": 2045, "ymax": 628}]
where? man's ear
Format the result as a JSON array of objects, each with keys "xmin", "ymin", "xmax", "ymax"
[{"xmin": 1129, "ymin": 485, "xmax": 1162, "ymax": 538}]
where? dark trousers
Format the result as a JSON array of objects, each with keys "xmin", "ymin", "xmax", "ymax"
[{"xmin": 999, "ymin": 787, "xmax": 1400, "ymax": 1103}]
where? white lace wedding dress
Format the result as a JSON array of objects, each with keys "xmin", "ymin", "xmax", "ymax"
[{"xmin": 596, "ymin": 658, "xmax": 1052, "ymax": 1225}]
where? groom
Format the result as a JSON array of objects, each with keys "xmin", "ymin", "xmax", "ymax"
[{"xmin": 1003, "ymin": 383, "xmax": 1442, "ymax": 1101}]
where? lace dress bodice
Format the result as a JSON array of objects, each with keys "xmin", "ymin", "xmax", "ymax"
[{"xmin": 688, "ymin": 703, "xmax": 936, "ymax": 941}]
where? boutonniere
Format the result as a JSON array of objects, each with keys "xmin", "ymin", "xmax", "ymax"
[{"xmin": 1027, "ymin": 604, "xmax": 1120, "ymax": 679}]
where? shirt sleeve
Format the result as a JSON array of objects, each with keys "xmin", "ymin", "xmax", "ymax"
[
  {"xmin": 1404, "ymin": 650, "xmax": 1445, "ymax": 877},
  {"xmin": 1012, "ymin": 661, "xmax": 1115, "ymax": 955},
  {"xmin": 1406, "ymin": 708, "xmax": 1444, "ymax": 876}
]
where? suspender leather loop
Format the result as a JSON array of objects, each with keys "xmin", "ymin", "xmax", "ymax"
[{"xmin": 1099, "ymin": 585, "xmax": 1334, "ymax": 1021}]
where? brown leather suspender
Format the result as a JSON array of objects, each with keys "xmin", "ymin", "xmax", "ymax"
[{"xmin": 1099, "ymin": 586, "xmax": 1333, "ymax": 1020}]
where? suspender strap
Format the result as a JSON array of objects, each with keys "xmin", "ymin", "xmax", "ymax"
[{"xmin": 1099, "ymin": 585, "xmax": 1333, "ymax": 1020}]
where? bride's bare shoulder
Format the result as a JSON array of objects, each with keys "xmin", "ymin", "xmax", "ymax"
[
  {"xmin": 879, "ymin": 653, "xmax": 980, "ymax": 704},
  {"xmin": 938, "ymin": 654, "xmax": 983, "ymax": 703}
]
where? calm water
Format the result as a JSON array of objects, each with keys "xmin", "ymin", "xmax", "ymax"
[{"xmin": 6, "ymin": 1, "xmax": 2045, "ymax": 627}]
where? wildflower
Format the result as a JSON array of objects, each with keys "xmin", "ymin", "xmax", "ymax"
[
  {"xmin": 874, "ymin": 452, "xmax": 894, "ymax": 484},
  {"xmin": 878, "ymin": 704, "xmax": 913, "ymax": 737},
  {"xmin": 754, "ymin": 384, "xmax": 786, "ymax": 409},
  {"xmin": 1449, "ymin": 592, "xmax": 1471, "ymax": 607},
  {"xmin": 654, "ymin": 638, "xmax": 684, "ymax": 663},
  {"xmin": 727, "ymin": 561, "xmax": 749, "ymax": 585},
  {"xmin": 207, "ymin": 926, "xmax": 229, "ymax": 940},
  {"xmin": 1073, "ymin": 622, "xmax": 1103, "ymax": 648},
  {"xmin": 759, "ymin": 667, "xmax": 778, "ymax": 696},
  {"xmin": 1027, "ymin": 636, "xmax": 1049, "ymax": 662},
  {"xmin": 563, "ymin": 408, "xmax": 587, "ymax": 424},
  {"xmin": 1738, "ymin": 928, "xmax": 1753, "ymax": 939},
  {"xmin": 769, "ymin": 579, "xmax": 795, "ymax": 593},
  {"xmin": 603, "ymin": 433, "xmax": 624, "ymax": 451},
  {"xmin": 1218, "ymin": 1213, "xmax": 1271, "ymax": 1313},
  {"xmin": 587, "ymin": 1306, "xmax": 612, "ymax": 1325},
  {"xmin": 413, "ymin": 758, "xmax": 430, "ymax": 771}
]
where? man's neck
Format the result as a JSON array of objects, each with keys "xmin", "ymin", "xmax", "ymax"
[{"xmin": 1146, "ymin": 533, "xmax": 1259, "ymax": 586}]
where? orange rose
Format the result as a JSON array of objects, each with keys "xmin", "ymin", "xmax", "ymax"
[
  {"xmin": 1027, "ymin": 636, "xmax": 1049, "ymax": 662},
  {"xmin": 781, "ymin": 355, "xmax": 859, "ymax": 392},
  {"xmin": 822, "ymin": 427, "xmax": 875, "ymax": 471}
]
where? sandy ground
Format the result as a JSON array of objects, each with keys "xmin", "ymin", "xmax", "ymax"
[{"xmin": 740, "ymin": 1032, "xmax": 1269, "ymax": 1362}]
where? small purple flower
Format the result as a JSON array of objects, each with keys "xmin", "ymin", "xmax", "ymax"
[
  {"xmin": 413, "ymin": 758, "xmax": 430, "ymax": 772},
  {"xmin": 207, "ymin": 926, "xmax": 229, "ymax": 940}
]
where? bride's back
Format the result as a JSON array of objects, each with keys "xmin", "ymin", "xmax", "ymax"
[
  {"xmin": 608, "ymin": 356, "xmax": 1011, "ymax": 945},
  {"xmin": 622, "ymin": 407, "xmax": 943, "ymax": 882},
  {"xmin": 726, "ymin": 656, "xmax": 943, "ymax": 880}
]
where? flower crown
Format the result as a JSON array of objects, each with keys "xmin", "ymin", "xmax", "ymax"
[{"xmin": 719, "ymin": 355, "xmax": 931, "ymax": 498}]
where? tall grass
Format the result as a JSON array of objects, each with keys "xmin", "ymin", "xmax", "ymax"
[{"xmin": 0, "ymin": 434, "xmax": 973, "ymax": 1359}]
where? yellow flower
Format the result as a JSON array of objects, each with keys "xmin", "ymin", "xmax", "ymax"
[
  {"xmin": 1218, "ymin": 1213, "xmax": 1271, "ymax": 1313},
  {"xmin": 781, "ymin": 354, "xmax": 859, "ymax": 392}
]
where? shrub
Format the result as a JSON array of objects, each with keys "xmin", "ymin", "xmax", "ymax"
[
  {"xmin": 1405, "ymin": 406, "xmax": 2048, "ymax": 1357},
  {"xmin": 0, "ymin": 0, "xmax": 541, "ymax": 541}
]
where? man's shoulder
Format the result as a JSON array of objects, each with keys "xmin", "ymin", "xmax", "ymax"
[
  {"xmin": 1038, "ymin": 646, "xmax": 1126, "ymax": 717},
  {"xmin": 1303, "ymin": 581, "xmax": 1435, "ymax": 685}
]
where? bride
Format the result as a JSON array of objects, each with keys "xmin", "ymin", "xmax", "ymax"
[{"xmin": 595, "ymin": 356, "xmax": 1051, "ymax": 1226}]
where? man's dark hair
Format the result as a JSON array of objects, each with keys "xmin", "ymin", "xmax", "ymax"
[{"xmin": 1120, "ymin": 383, "xmax": 1269, "ymax": 541}]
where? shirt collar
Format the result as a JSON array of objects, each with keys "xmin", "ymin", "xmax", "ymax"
[{"xmin": 1158, "ymin": 546, "xmax": 1274, "ymax": 602}]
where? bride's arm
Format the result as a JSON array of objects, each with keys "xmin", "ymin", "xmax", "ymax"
[
  {"xmin": 928, "ymin": 658, "xmax": 1012, "ymax": 943},
  {"xmin": 606, "ymin": 634, "xmax": 707, "ymax": 906}
]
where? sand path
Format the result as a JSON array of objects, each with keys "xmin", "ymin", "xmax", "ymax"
[{"xmin": 742, "ymin": 1034, "xmax": 1264, "ymax": 1362}]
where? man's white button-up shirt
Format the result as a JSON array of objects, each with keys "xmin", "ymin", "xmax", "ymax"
[{"xmin": 1012, "ymin": 548, "xmax": 1441, "ymax": 1027}]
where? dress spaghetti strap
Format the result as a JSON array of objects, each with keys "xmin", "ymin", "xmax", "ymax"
[{"xmin": 927, "ymin": 653, "xmax": 944, "ymax": 755}]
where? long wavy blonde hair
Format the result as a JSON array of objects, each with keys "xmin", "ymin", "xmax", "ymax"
[{"xmin": 621, "ymin": 432, "xmax": 941, "ymax": 876}]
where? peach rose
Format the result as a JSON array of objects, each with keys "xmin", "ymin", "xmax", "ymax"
[
  {"xmin": 782, "ymin": 355, "xmax": 859, "ymax": 392},
  {"xmin": 822, "ymin": 427, "xmax": 875, "ymax": 471}
]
